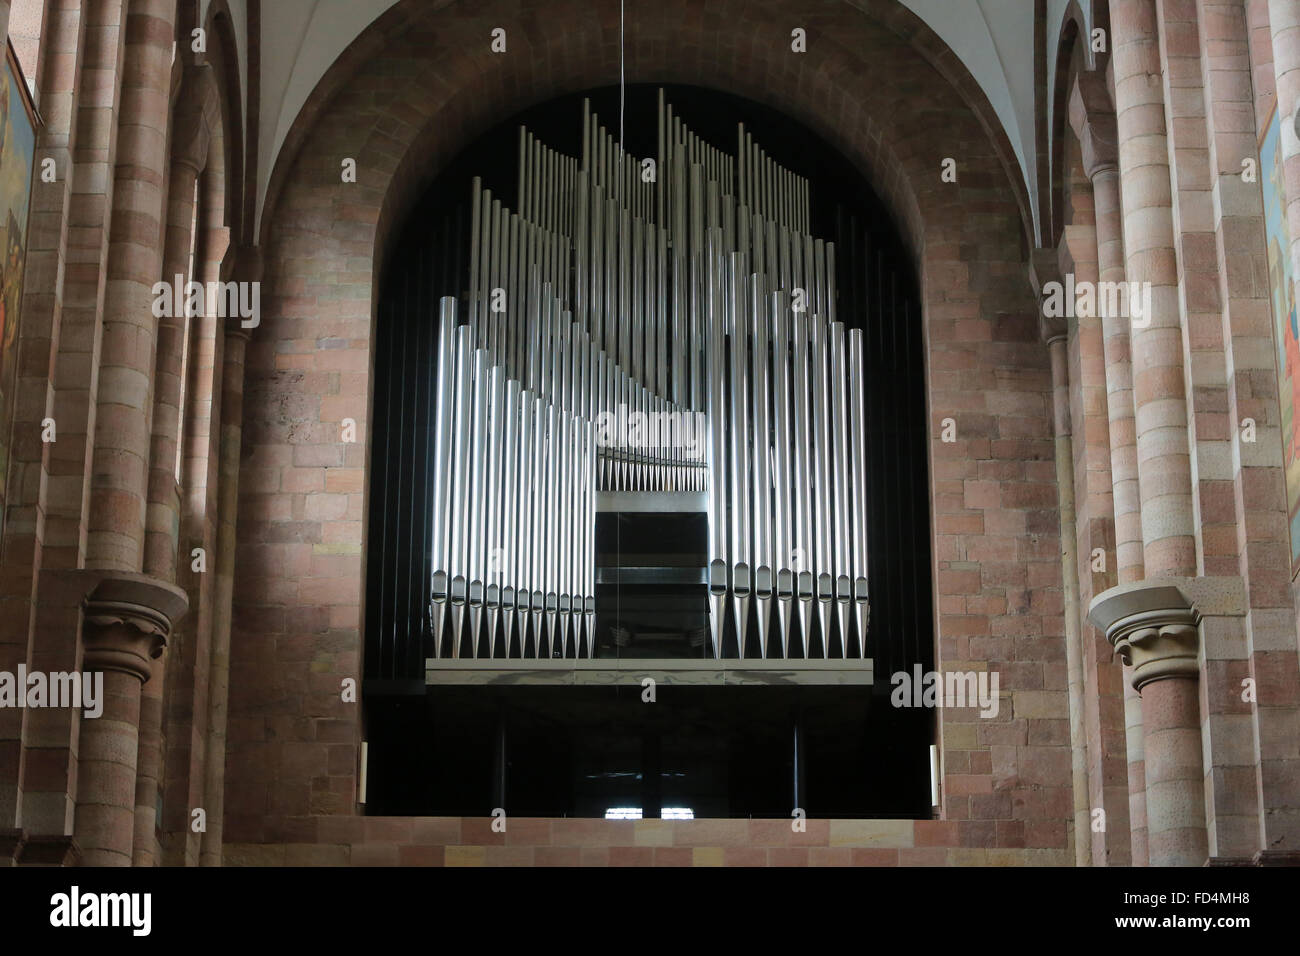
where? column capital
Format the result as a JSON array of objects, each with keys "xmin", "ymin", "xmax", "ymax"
[
  {"xmin": 1068, "ymin": 70, "xmax": 1119, "ymax": 181},
  {"xmin": 81, "ymin": 573, "xmax": 189, "ymax": 683},
  {"xmin": 224, "ymin": 245, "xmax": 263, "ymax": 344},
  {"xmin": 169, "ymin": 101, "xmax": 212, "ymax": 180},
  {"xmin": 1028, "ymin": 248, "xmax": 1067, "ymax": 343},
  {"xmin": 1087, "ymin": 579, "xmax": 1200, "ymax": 690}
]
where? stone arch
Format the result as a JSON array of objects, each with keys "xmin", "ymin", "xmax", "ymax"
[
  {"xmin": 259, "ymin": 0, "xmax": 1036, "ymax": 266},
  {"xmin": 1050, "ymin": 0, "xmax": 1090, "ymax": 246},
  {"xmin": 229, "ymin": 0, "xmax": 1070, "ymax": 848}
]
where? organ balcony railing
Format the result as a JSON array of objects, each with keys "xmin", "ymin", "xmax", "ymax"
[{"xmin": 428, "ymin": 92, "xmax": 870, "ymax": 662}]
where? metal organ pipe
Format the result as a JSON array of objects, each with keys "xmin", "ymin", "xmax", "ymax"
[{"xmin": 425, "ymin": 93, "xmax": 870, "ymax": 662}]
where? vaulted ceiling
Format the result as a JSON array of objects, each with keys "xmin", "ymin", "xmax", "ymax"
[{"xmin": 201, "ymin": 0, "xmax": 1091, "ymax": 242}]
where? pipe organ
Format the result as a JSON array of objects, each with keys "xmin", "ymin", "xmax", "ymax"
[{"xmin": 429, "ymin": 92, "xmax": 871, "ymax": 661}]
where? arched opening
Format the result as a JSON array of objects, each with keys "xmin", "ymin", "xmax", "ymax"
[
  {"xmin": 363, "ymin": 83, "xmax": 934, "ymax": 820},
  {"xmin": 233, "ymin": 0, "xmax": 1052, "ymax": 846}
]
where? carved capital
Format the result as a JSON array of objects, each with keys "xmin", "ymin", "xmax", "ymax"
[
  {"xmin": 1028, "ymin": 248, "xmax": 1068, "ymax": 344},
  {"xmin": 81, "ymin": 573, "xmax": 189, "ymax": 684},
  {"xmin": 1088, "ymin": 580, "xmax": 1200, "ymax": 691},
  {"xmin": 1111, "ymin": 620, "xmax": 1199, "ymax": 689},
  {"xmin": 169, "ymin": 104, "xmax": 211, "ymax": 179},
  {"xmin": 1068, "ymin": 71, "xmax": 1119, "ymax": 180}
]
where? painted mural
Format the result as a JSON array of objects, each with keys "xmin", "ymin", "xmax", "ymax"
[
  {"xmin": 1262, "ymin": 100, "xmax": 1300, "ymax": 576},
  {"xmin": 0, "ymin": 47, "xmax": 35, "ymax": 538}
]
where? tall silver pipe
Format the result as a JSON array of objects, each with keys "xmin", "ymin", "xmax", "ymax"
[
  {"xmin": 543, "ymin": 403, "xmax": 560, "ymax": 656},
  {"xmin": 672, "ymin": 135, "xmax": 688, "ymax": 405},
  {"xmin": 690, "ymin": 163, "xmax": 705, "ymax": 411},
  {"xmin": 515, "ymin": 388, "xmax": 534, "ymax": 653},
  {"xmin": 765, "ymin": 220, "xmax": 779, "ymax": 295},
  {"xmin": 770, "ymin": 291, "xmax": 793, "ymax": 657},
  {"xmin": 632, "ymin": 217, "xmax": 644, "ymax": 385},
  {"xmin": 575, "ymin": 169, "xmax": 589, "ymax": 331},
  {"xmin": 645, "ymin": 223, "xmax": 657, "ymax": 393},
  {"xmin": 530, "ymin": 396, "xmax": 546, "ymax": 655},
  {"xmin": 469, "ymin": 177, "xmax": 483, "ymax": 326},
  {"xmin": 446, "ymin": 323, "xmax": 475, "ymax": 659},
  {"xmin": 657, "ymin": 227, "xmax": 668, "ymax": 398},
  {"xmin": 467, "ymin": 348, "xmax": 491, "ymax": 658},
  {"xmin": 556, "ymin": 410, "xmax": 572, "ymax": 656},
  {"xmin": 791, "ymin": 311, "xmax": 814, "ymax": 655},
  {"xmin": 658, "ymin": 90, "xmax": 666, "ymax": 228},
  {"xmin": 779, "ymin": 224, "xmax": 791, "ymax": 294},
  {"xmin": 728, "ymin": 253, "xmax": 751, "ymax": 656},
  {"xmin": 590, "ymin": 184, "xmax": 604, "ymax": 349},
  {"xmin": 583, "ymin": 419, "xmax": 597, "ymax": 656},
  {"xmin": 489, "ymin": 199, "xmax": 503, "ymax": 357},
  {"xmin": 826, "ymin": 243, "xmax": 837, "ymax": 325},
  {"xmin": 811, "ymin": 317, "xmax": 833, "ymax": 656},
  {"xmin": 620, "ymin": 206, "xmax": 632, "ymax": 372},
  {"xmin": 849, "ymin": 329, "xmax": 871, "ymax": 657},
  {"xmin": 476, "ymin": 187, "xmax": 492, "ymax": 346},
  {"xmin": 605, "ymin": 197, "xmax": 618, "ymax": 359},
  {"xmin": 484, "ymin": 365, "xmax": 506, "ymax": 657},
  {"xmin": 506, "ymin": 213, "xmax": 519, "ymax": 378},
  {"xmin": 750, "ymin": 273, "xmax": 772, "ymax": 658},
  {"xmin": 813, "ymin": 240, "xmax": 827, "ymax": 328},
  {"xmin": 430, "ymin": 298, "xmax": 457, "ymax": 658},
  {"xmin": 829, "ymin": 322, "xmax": 851, "ymax": 657},
  {"xmin": 737, "ymin": 123, "xmax": 746, "ymax": 209},
  {"xmin": 568, "ymin": 411, "xmax": 583, "ymax": 651}
]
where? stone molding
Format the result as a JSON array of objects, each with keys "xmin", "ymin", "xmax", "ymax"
[
  {"xmin": 1028, "ymin": 248, "xmax": 1067, "ymax": 343},
  {"xmin": 1068, "ymin": 70, "xmax": 1119, "ymax": 180},
  {"xmin": 16, "ymin": 833, "xmax": 81, "ymax": 866},
  {"xmin": 81, "ymin": 573, "xmax": 190, "ymax": 683},
  {"xmin": 1087, "ymin": 579, "xmax": 1225, "ymax": 690}
]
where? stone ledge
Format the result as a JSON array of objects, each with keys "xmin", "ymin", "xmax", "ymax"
[
  {"xmin": 17, "ymin": 834, "xmax": 81, "ymax": 866},
  {"xmin": 1087, "ymin": 578, "xmax": 1220, "ymax": 689},
  {"xmin": 1087, "ymin": 576, "xmax": 1247, "ymax": 628},
  {"xmin": 83, "ymin": 571, "xmax": 190, "ymax": 636}
]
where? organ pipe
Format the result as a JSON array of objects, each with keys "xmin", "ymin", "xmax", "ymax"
[{"xmin": 428, "ymin": 94, "xmax": 871, "ymax": 660}]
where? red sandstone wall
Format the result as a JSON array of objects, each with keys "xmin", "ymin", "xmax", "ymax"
[{"xmin": 227, "ymin": 0, "xmax": 1072, "ymax": 863}]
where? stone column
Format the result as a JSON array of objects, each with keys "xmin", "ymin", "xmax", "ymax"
[
  {"xmin": 1090, "ymin": 583, "xmax": 1207, "ymax": 866},
  {"xmin": 1069, "ymin": 70, "xmax": 1148, "ymax": 866},
  {"xmin": 74, "ymin": 575, "xmax": 186, "ymax": 865},
  {"xmin": 1107, "ymin": 0, "xmax": 1209, "ymax": 865},
  {"xmin": 1031, "ymin": 254, "xmax": 1092, "ymax": 867},
  {"xmin": 84, "ymin": 0, "xmax": 177, "ymax": 572},
  {"xmin": 200, "ymin": 249, "xmax": 259, "ymax": 866},
  {"xmin": 0, "ymin": 0, "xmax": 85, "ymax": 856},
  {"xmin": 1206, "ymin": 0, "xmax": 1300, "ymax": 863},
  {"xmin": 1071, "ymin": 73, "xmax": 1144, "ymax": 588},
  {"xmin": 134, "ymin": 108, "xmax": 210, "ymax": 868},
  {"xmin": 74, "ymin": 0, "xmax": 178, "ymax": 868},
  {"xmin": 1112, "ymin": 0, "xmax": 1199, "ymax": 578}
]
